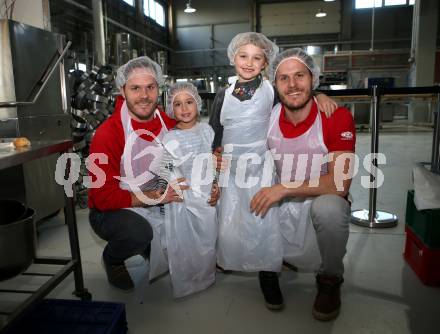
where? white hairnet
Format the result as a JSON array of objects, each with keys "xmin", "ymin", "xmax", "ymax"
[
  {"xmin": 269, "ymin": 48, "xmax": 320, "ymax": 89},
  {"xmin": 115, "ymin": 56, "xmax": 164, "ymax": 89},
  {"xmin": 166, "ymin": 82, "xmax": 202, "ymax": 119},
  {"xmin": 227, "ymin": 32, "xmax": 279, "ymax": 65}
]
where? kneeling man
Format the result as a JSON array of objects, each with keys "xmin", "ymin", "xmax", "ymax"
[{"xmin": 251, "ymin": 48, "xmax": 356, "ymax": 321}]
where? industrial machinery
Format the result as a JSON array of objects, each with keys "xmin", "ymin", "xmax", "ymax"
[
  {"xmin": 0, "ymin": 19, "xmax": 71, "ymax": 221},
  {"xmin": 69, "ymin": 65, "xmax": 116, "ymax": 208}
]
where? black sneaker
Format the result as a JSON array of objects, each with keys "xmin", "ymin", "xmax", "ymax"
[
  {"xmin": 312, "ymin": 274, "xmax": 343, "ymax": 321},
  {"xmin": 258, "ymin": 271, "xmax": 284, "ymax": 310},
  {"xmin": 102, "ymin": 256, "xmax": 134, "ymax": 291}
]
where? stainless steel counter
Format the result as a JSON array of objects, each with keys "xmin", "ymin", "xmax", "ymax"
[
  {"xmin": 0, "ymin": 140, "xmax": 72, "ymax": 170},
  {"xmin": 0, "ymin": 139, "xmax": 91, "ymax": 332}
]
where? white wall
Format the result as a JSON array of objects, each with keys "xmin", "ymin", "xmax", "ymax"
[
  {"xmin": 260, "ymin": 0, "xmax": 341, "ymax": 37},
  {"xmin": 0, "ymin": 0, "xmax": 50, "ymax": 30},
  {"xmin": 175, "ymin": 0, "xmax": 251, "ymax": 28},
  {"xmin": 173, "ymin": 0, "xmax": 251, "ymax": 71}
]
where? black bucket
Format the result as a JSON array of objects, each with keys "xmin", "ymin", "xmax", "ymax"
[
  {"xmin": 0, "ymin": 200, "xmax": 36, "ymax": 281},
  {"xmin": 0, "ymin": 200, "xmax": 27, "ymax": 223}
]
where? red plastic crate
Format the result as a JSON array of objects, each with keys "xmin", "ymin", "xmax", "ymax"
[{"xmin": 404, "ymin": 226, "xmax": 440, "ymax": 286}]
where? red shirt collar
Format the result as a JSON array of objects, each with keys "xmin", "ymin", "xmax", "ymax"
[
  {"xmin": 131, "ymin": 110, "xmax": 162, "ymax": 131},
  {"xmin": 279, "ymin": 100, "xmax": 318, "ymax": 138}
]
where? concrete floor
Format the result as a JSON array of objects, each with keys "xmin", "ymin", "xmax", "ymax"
[{"xmin": 1, "ymin": 129, "xmax": 440, "ymax": 334}]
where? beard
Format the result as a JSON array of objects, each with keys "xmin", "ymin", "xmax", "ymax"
[
  {"xmin": 126, "ymin": 98, "xmax": 157, "ymax": 121},
  {"xmin": 278, "ymin": 89, "xmax": 313, "ymax": 112}
]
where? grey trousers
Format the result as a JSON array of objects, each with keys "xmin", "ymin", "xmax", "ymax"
[{"xmin": 310, "ymin": 194, "xmax": 351, "ymax": 277}]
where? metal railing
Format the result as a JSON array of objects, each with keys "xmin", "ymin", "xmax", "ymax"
[{"xmin": 324, "ymin": 85, "xmax": 440, "ymax": 227}]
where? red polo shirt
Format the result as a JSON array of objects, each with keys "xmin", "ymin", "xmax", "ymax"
[{"xmin": 278, "ymin": 101, "xmax": 356, "ymax": 152}]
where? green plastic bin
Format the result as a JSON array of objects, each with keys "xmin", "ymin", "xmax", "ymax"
[{"xmin": 405, "ymin": 190, "xmax": 440, "ymax": 249}]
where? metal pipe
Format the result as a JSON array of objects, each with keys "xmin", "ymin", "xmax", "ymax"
[
  {"xmin": 175, "ymin": 47, "xmax": 227, "ymax": 54},
  {"xmin": 174, "ymin": 44, "xmax": 411, "ymax": 55},
  {"xmin": 106, "ymin": 16, "xmax": 173, "ymax": 51},
  {"xmin": 64, "ymin": 174, "xmax": 88, "ymax": 297},
  {"xmin": 103, "ymin": 0, "xmax": 108, "ymax": 49},
  {"xmin": 350, "ymin": 85, "xmax": 397, "ymax": 228},
  {"xmin": 58, "ymin": 36, "xmax": 68, "ymax": 113},
  {"xmin": 431, "ymin": 93, "xmax": 440, "ymax": 173},
  {"xmin": 210, "ymin": 24, "xmax": 215, "ymax": 66},
  {"xmin": 368, "ymin": 85, "xmax": 379, "ymax": 222},
  {"xmin": 370, "ymin": 3, "xmax": 375, "ymax": 51},
  {"xmin": 92, "ymin": 0, "xmax": 106, "ymax": 65},
  {"xmin": 0, "ymin": 41, "xmax": 72, "ymax": 108},
  {"xmin": 176, "ymin": 20, "xmax": 250, "ymax": 29}
]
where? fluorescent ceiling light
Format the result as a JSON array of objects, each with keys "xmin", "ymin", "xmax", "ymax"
[
  {"xmin": 330, "ymin": 85, "xmax": 347, "ymax": 90},
  {"xmin": 315, "ymin": 9, "xmax": 327, "ymax": 17},
  {"xmin": 184, "ymin": 1, "xmax": 196, "ymax": 13}
]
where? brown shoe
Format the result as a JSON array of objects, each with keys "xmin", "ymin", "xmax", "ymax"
[
  {"xmin": 312, "ymin": 274, "xmax": 343, "ymax": 321},
  {"xmin": 102, "ymin": 256, "xmax": 134, "ymax": 291}
]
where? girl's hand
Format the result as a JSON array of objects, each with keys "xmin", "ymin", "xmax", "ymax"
[
  {"xmin": 208, "ymin": 182, "xmax": 220, "ymax": 206},
  {"xmin": 212, "ymin": 147, "xmax": 230, "ymax": 173},
  {"xmin": 315, "ymin": 93, "xmax": 338, "ymax": 118}
]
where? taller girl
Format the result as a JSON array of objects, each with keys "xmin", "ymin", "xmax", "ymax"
[
  {"xmin": 210, "ymin": 32, "xmax": 282, "ymax": 274},
  {"xmin": 209, "ymin": 32, "xmax": 336, "ymax": 310}
]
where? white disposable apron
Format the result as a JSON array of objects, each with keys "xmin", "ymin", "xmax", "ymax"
[
  {"xmin": 162, "ymin": 123, "xmax": 217, "ymax": 298},
  {"xmin": 267, "ymin": 102, "xmax": 327, "ymax": 271},
  {"xmin": 217, "ymin": 80, "xmax": 283, "ymax": 272},
  {"xmin": 119, "ymin": 102, "xmax": 169, "ymax": 282}
]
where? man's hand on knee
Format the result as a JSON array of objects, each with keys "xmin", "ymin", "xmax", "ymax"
[{"xmin": 250, "ymin": 184, "xmax": 286, "ymax": 218}]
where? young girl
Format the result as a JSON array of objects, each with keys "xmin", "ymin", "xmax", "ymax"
[
  {"xmin": 209, "ymin": 32, "xmax": 336, "ymax": 309},
  {"xmin": 159, "ymin": 82, "xmax": 220, "ymax": 298}
]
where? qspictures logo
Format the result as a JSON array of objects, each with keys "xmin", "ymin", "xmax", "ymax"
[{"xmin": 55, "ymin": 132, "xmax": 386, "ymax": 205}]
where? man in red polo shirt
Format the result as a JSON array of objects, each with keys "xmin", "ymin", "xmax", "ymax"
[
  {"xmin": 88, "ymin": 56, "xmax": 187, "ymax": 291},
  {"xmin": 251, "ymin": 48, "xmax": 355, "ymax": 320}
]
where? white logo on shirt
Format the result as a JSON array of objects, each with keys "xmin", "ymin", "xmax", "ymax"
[{"xmin": 341, "ymin": 131, "xmax": 353, "ymax": 140}]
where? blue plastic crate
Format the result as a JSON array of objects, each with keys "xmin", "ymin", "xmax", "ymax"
[{"xmin": 5, "ymin": 299, "xmax": 127, "ymax": 334}]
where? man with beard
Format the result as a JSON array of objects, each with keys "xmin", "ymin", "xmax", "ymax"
[
  {"xmin": 88, "ymin": 56, "xmax": 188, "ymax": 291},
  {"xmin": 250, "ymin": 48, "xmax": 356, "ymax": 321}
]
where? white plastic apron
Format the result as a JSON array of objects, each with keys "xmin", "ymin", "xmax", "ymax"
[
  {"xmin": 119, "ymin": 102, "xmax": 169, "ymax": 281},
  {"xmin": 217, "ymin": 80, "xmax": 283, "ymax": 272},
  {"xmin": 163, "ymin": 123, "xmax": 217, "ymax": 298},
  {"xmin": 267, "ymin": 102, "xmax": 327, "ymax": 271}
]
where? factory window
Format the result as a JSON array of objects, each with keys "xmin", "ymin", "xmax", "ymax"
[
  {"xmin": 355, "ymin": 0, "xmax": 382, "ymax": 9},
  {"xmin": 143, "ymin": 0, "xmax": 166, "ymax": 27},
  {"xmin": 77, "ymin": 63, "xmax": 87, "ymax": 72},
  {"xmin": 122, "ymin": 0, "xmax": 134, "ymax": 6},
  {"xmin": 355, "ymin": 0, "xmax": 414, "ymax": 8},
  {"xmin": 384, "ymin": 0, "xmax": 406, "ymax": 5}
]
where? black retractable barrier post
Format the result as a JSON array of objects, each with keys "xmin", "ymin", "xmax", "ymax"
[{"xmin": 351, "ymin": 85, "xmax": 398, "ymax": 228}]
